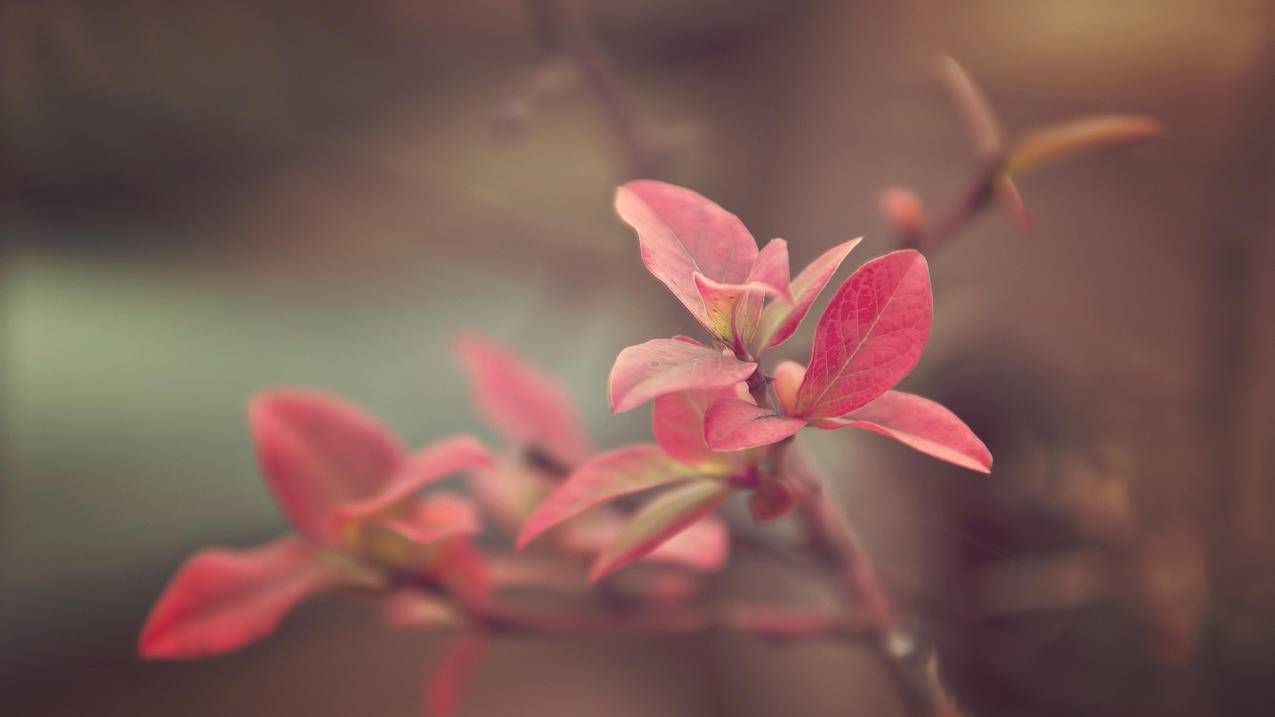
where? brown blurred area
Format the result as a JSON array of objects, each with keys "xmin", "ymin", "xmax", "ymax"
[{"xmin": 2, "ymin": 1, "xmax": 1273, "ymax": 715}]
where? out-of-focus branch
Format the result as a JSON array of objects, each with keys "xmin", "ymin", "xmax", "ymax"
[
  {"xmin": 464, "ymin": 598, "xmax": 873, "ymax": 642},
  {"xmin": 526, "ymin": 0, "xmax": 657, "ymax": 177}
]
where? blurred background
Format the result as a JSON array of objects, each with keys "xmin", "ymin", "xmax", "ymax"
[{"xmin": 2, "ymin": 1, "xmax": 1273, "ymax": 715}]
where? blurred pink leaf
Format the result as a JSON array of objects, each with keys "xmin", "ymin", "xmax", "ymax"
[
  {"xmin": 329, "ymin": 435, "xmax": 491, "ymax": 537},
  {"xmin": 704, "ymin": 397, "xmax": 805, "ymax": 451},
  {"xmin": 468, "ymin": 457, "xmax": 552, "ymax": 535},
  {"xmin": 652, "ymin": 384, "xmax": 747, "ymax": 466},
  {"xmin": 138, "ymin": 536, "xmax": 336, "ymax": 659},
  {"xmin": 454, "ymin": 333, "xmax": 592, "ymax": 466},
  {"xmin": 608, "ymin": 338, "xmax": 756, "ymax": 413},
  {"xmin": 749, "ymin": 477, "xmax": 797, "ymax": 523},
  {"xmin": 561, "ymin": 510, "xmax": 730, "ymax": 573},
  {"xmin": 378, "ymin": 493, "xmax": 483, "ymax": 547},
  {"xmin": 818, "ymin": 390, "xmax": 991, "ymax": 473},
  {"xmin": 589, "ymin": 479, "xmax": 733, "ymax": 582},
  {"xmin": 380, "ymin": 590, "xmax": 461, "ymax": 629},
  {"xmin": 795, "ymin": 250, "xmax": 932, "ymax": 419},
  {"xmin": 614, "ymin": 180, "xmax": 759, "ymax": 331},
  {"xmin": 1007, "ymin": 114, "xmax": 1163, "ymax": 176},
  {"xmin": 250, "ymin": 390, "xmax": 405, "ymax": 545},
  {"xmin": 754, "ymin": 238, "xmax": 861, "ymax": 351},
  {"xmin": 938, "ymin": 55, "xmax": 1004, "ymax": 156},
  {"xmin": 424, "ymin": 632, "xmax": 488, "ymax": 717},
  {"xmin": 517, "ymin": 444, "xmax": 702, "ymax": 548},
  {"xmin": 646, "ymin": 515, "xmax": 729, "ymax": 572}
]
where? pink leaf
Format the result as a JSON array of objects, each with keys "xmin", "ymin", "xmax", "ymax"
[
  {"xmin": 516, "ymin": 444, "xmax": 703, "ymax": 549},
  {"xmin": 754, "ymin": 238, "xmax": 861, "ymax": 351},
  {"xmin": 614, "ymin": 181, "xmax": 759, "ymax": 330},
  {"xmin": 589, "ymin": 479, "xmax": 733, "ymax": 582},
  {"xmin": 771, "ymin": 360, "xmax": 806, "ymax": 416},
  {"xmin": 748, "ymin": 238, "xmax": 792, "ymax": 299},
  {"xmin": 454, "ymin": 333, "xmax": 592, "ymax": 466},
  {"xmin": 794, "ymin": 250, "xmax": 932, "ymax": 419},
  {"xmin": 694, "ymin": 272, "xmax": 790, "ymax": 348},
  {"xmin": 138, "ymin": 536, "xmax": 336, "ymax": 659},
  {"xmin": 329, "ymin": 435, "xmax": 491, "ymax": 537},
  {"xmin": 250, "ymin": 390, "xmax": 405, "ymax": 545},
  {"xmin": 647, "ymin": 515, "xmax": 729, "ymax": 572},
  {"xmin": 704, "ymin": 397, "xmax": 806, "ymax": 451},
  {"xmin": 424, "ymin": 632, "xmax": 488, "ymax": 717},
  {"xmin": 820, "ymin": 390, "xmax": 992, "ymax": 473},
  {"xmin": 608, "ymin": 338, "xmax": 756, "ymax": 413},
  {"xmin": 651, "ymin": 384, "xmax": 748, "ymax": 467}
]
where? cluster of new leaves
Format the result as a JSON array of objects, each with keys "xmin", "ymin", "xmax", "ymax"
[{"xmin": 516, "ymin": 181, "xmax": 992, "ymax": 581}]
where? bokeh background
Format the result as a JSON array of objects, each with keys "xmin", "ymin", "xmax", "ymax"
[{"xmin": 3, "ymin": 1, "xmax": 1273, "ymax": 715}]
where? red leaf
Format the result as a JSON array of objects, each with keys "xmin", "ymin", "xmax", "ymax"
[
  {"xmin": 820, "ymin": 390, "xmax": 992, "ymax": 473},
  {"xmin": 516, "ymin": 444, "xmax": 702, "ymax": 549},
  {"xmin": 614, "ymin": 181, "xmax": 759, "ymax": 330},
  {"xmin": 749, "ymin": 477, "xmax": 797, "ymax": 523},
  {"xmin": 329, "ymin": 435, "xmax": 491, "ymax": 538},
  {"xmin": 704, "ymin": 397, "xmax": 806, "ymax": 451},
  {"xmin": 424, "ymin": 632, "xmax": 488, "ymax": 717},
  {"xmin": 754, "ymin": 238, "xmax": 861, "ymax": 351},
  {"xmin": 651, "ymin": 384, "xmax": 748, "ymax": 467},
  {"xmin": 608, "ymin": 338, "xmax": 756, "ymax": 413},
  {"xmin": 138, "ymin": 536, "xmax": 336, "ymax": 659},
  {"xmin": 250, "ymin": 390, "xmax": 405, "ymax": 545},
  {"xmin": 794, "ymin": 250, "xmax": 932, "ymax": 419},
  {"xmin": 454, "ymin": 333, "xmax": 592, "ymax": 466},
  {"xmin": 589, "ymin": 479, "xmax": 733, "ymax": 582}
]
